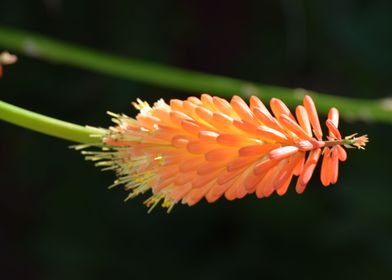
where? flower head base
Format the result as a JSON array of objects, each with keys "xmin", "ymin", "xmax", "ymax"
[{"xmin": 81, "ymin": 94, "xmax": 368, "ymax": 212}]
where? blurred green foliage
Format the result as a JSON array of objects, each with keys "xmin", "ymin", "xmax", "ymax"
[{"xmin": 1, "ymin": 0, "xmax": 392, "ymax": 279}]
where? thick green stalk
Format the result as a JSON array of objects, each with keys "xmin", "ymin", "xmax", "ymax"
[
  {"xmin": 0, "ymin": 25, "xmax": 391, "ymax": 123},
  {"xmin": 0, "ymin": 100, "xmax": 104, "ymax": 143}
]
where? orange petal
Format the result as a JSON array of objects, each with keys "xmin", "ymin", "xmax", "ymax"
[
  {"xmin": 205, "ymin": 148, "xmax": 237, "ymax": 161},
  {"xmin": 159, "ymin": 165, "xmax": 180, "ymax": 181},
  {"xmin": 225, "ymin": 182, "xmax": 248, "ymax": 201},
  {"xmin": 206, "ymin": 180, "xmax": 233, "ymax": 202},
  {"xmin": 198, "ymin": 130, "xmax": 219, "ymax": 142},
  {"xmin": 270, "ymin": 98, "xmax": 296, "ymax": 121},
  {"xmin": 195, "ymin": 106, "xmax": 213, "ymax": 125},
  {"xmin": 330, "ymin": 148, "xmax": 339, "ymax": 184},
  {"xmin": 296, "ymin": 148, "xmax": 321, "ymax": 193},
  {"xmin": 167, "ymin": 183, "xmax": 192, "ymax": 202},
  {"xmin": 217, "ymin": 168, "xmax": 244, "ymax": 185},
  {"xmin": 279, "ymin": 114, "xmax": 312, "ymax": 140},
  {"xmin": 336, "ymin": 145, "xmax": 347, "ymax": 161},
  {"xmin": 171, "ymin": 135, "xmax": 191, "ymax": 148},
  {"xmin": 192, "ymin": 170, "xmax": 221, "ymax": 188},
  {"xmin": 217, "ymin": 134, "xmax": 257, "ymax": 147},
  {"xmin": 187, "ymin": 96, "xmax": 203, "ymax": 105},
  {"xmin": 200, "ymin": 93, "xmax": 215, "ymax": 110},
  {"xmin": 275, "ymin": 155, "xmax": 299, "ymax": 196},
  {"xmin": 179, "ymin": 157, "xmax": 206, "ymax": 172},
  {"xmin": 301, "ymin": 149, "xmax": 321, "ymax": 184},
  {"xmin": 174, "ymin": 171, "xmax": 195, "ymax": 185},
  {"xmin": 154, "ymin": 177, "xmax": 173, "ymax": 192},
  {"xmin": 154, "ymin": 124, "xmax": 180, "ymax": 141},
  {"xmin": 213, "ymin": 96, "xmax": 233, "ymax": 116},
  {"xmin": 197, "ymin": 161, "xmax": 225, "ymax": 175},
  {"xmin": 256, "ymin": 126, "xmax": 289, "ymax": 142},
  {"xmin": 185, "ymin": 180, "xmax": 215, "ymax": 206},
  {"xmin": 181, "ymin": 119, "xmax": 205, "ymax": 135},
  {"xmin": 293, "ymin": 153, "xmax": 305, "ymax": 176},
  {"xmin": 170, "ymin": 110, "xmax": 192, "ymax": 127},
  {"xmin": 153, "ymin": 108, "xmax": 172, "ymax": 125},
  {"xmin": 255, "ymin": 168, "xmax": 276, "ymax": 198},
  {"xmin": 254, "ymin": 158, "xmax": 280, "ymax": 175},
  {"xmin": 182, "ymin": 100, "xmax": 198, "ymax": 118},
  {"xmin": 253, "ymin": 107, "xmax": 284, "ymax": 132},
  {"xmin": 303, "ymin": 95, "xmax": 323, "ymax": 140},
  {"xmin": 296, "ymin": 140, "xmax": 314, "ymax": 151},
  {"xmin": 295, "ymin": 105, "xmax": 312, "ymax": 137},
  {"xmin": 269, "ymin": 146, "xmax": 299, "ymax": 160},
  {"xmin": 170, "ymin": 99, "xmax": 183, "ymax": 111},
  {"xmin": 233, "ymin": 119, "xmax": 258, "ymax": 135},
  {"xmin": 249, "ymin": 96, "xmax": 271, "ymax": 116},
  {"xmin": 212, "ymin": 112, "xmax": 234, "ymax": 131},
  {"xmin": 275, "ymin": 175, "xmax": 292, "ymax": 196},
  {"xmin": 187, "ymin": 140, "xmax": 214, "ymax": 154},
  {"xmin": 320, "ymin": 147, "xmax": 331, "ymax": 186},
  {"xmin": 205, "ymin": 184, "xmax": 223, "ymax": 203},
  {"xmin": 239, "ymin": 143, "xmax": 280, "ymax": 157},
  {"xmin": 236, "ymin": 183, "xmax": 248, "ymax": 199},
  {"xmin": 244, "ymin": 169, "xmax": 263, "ymax": 191},
  {"xmin": 161, "ymin": 153, "xmax": 186, "ymax": 166},
  {"xmin": 274, "ymin": 154, "xmax": 301, "ymax": 193},
  {"xmin": 224, "ymin": 171, "xmax": 249, "ymax": 200},
  {"xmin": 224, "ymin": 183, "xmax": 240, "ymax": 201},
  {"xmin": 328, "ymin": 107, "xmax": 339, "ymax": 128},
  {"xmin": 227, "ymin": 156, "xmax": 260, "ymax": 172},
  {"xmin": 216, "ymin": 133, "xmax": 242, "ymax": 146},
  {"xmin": 231, "ymin": 95, "xmax": 256, "ymax": 123},
  {"xmin": 325, "ymin": 119, "xmax": 342, "ymax": 140},
  {"xmin": 257, "ymin": 161, "xmax": 286, "ymax": 198}
]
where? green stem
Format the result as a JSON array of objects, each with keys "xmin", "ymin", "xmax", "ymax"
[
  {"xmin": 0, "ymin": 25, "xmax": 391, "ymax": 123},
  {"xmin": 0, "ymin": 100, "xmax": 104, "ymax": 143}
]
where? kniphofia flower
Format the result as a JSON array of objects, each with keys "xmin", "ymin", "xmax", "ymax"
[{"xmin": 81, "ymin": 94, "xmax": 368, "ymax": 212}]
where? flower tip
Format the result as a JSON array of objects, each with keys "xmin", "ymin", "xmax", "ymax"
[{"xmin": 344, "ymin": 133, "xmax": 369, "ymax": 150}]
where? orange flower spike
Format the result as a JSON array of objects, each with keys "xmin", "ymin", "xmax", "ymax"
[{"xmin": 81, "ymin": 94, "xmax": 368, "ymax": 212}]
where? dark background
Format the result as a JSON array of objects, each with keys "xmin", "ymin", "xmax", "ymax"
[{"xmin": 1, "ymin": 0, "xmax": 392, "ymax": 279}]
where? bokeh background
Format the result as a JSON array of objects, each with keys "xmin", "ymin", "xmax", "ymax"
[{"xmin": 1, "ymin": 0, "xmax": 392, "ymax": 279}]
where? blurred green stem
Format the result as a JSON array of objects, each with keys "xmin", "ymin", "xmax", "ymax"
[
  {"xmin": 0, "ymin": 100, "xmax": 104, "ymax": 143},
  {"xmin": 0, "ymin": 25, "xmax": 391, "ymax": 123}
]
